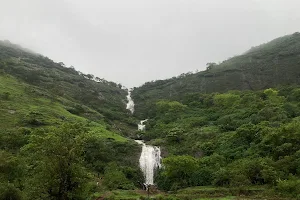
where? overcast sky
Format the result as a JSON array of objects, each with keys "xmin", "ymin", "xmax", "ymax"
[{"xmin": 0, "ymin": 0, "xmax": 299, "ymax": 87}]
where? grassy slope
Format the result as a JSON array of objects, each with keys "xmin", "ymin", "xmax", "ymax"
[
  {"xmin": 0, "ymin": 40, "xmax": 140, "ymax": 136},
  {"xmin": 0, "ymin": 73, "xmax": 128, "ymax": 142},
  {"xmin": 0, "ymin": 41, "xmax": 131, "ymax": 118}
]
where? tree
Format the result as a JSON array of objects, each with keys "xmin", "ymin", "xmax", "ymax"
[
  {"xmin": 156, "ymin": 100, "xmax": 187, "ymax": 123},
  {"xmin": 22, "ymin": 123, "xmax": 90, "ymax": 200},
  {"xmin": 156, "ymin": 100, "xmax": 186, "ymax": 114},
  {"xmin": 103, "ymin": 162, "xmax": 134, "ymax": 190},
  {"xmin": 213, "ymin": 93, "xmax": 241, "ymax": 108},
  {"xmin": 58, "ymin": 62, "xmax": 65, "ymax": 67},
  {"xmin": 206, "ymin": 62, "xmax": 217, "ymax": 70},
  {"xmin": 95, "ymin": 77, "xmax": 101, "ymax": 82},
  {"xmin": 86, "ymin": 74, "xmax": 94, "ymax": 80},
  {"xmin": 0, "ymin": 183, "xmax": 23, "ymax": 200},
  {"xmin": 159, "ymin": 155, "xmax": 198, "ymax": 190}
]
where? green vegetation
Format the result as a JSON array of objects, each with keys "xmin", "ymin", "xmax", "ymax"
[
  {"xmin": 134, "ymin": 87, "xmax": 300, "ymax": 198},
  {"xmin": 2, "ymin": 32, "xmax": 300, "ymax": 200},
  {"xmin": 132, "ymin": 32, "xmax": 300, "ymax": 118},
  {"xmin": 0, "ymin": 40, "xmax": 138, "ymax": 134},
  {"xmin": 0, "ymin": 41, "xmax": 141, "ymax": 199},
  {"xmin": 130, "ymin": 33, "xmax": 300, "ymax": 198}
]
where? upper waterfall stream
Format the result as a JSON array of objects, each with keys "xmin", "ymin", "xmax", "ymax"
[{"xmin": 126, "ymin": 90, "xmax": 134, "ymax": 114}]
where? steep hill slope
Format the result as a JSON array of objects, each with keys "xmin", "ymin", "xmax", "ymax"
[
  {"xmin": 132, "ymin": 32, "xmax": 300, "ymax": 117},
  {"xmin": 0, "ymin": 73, "xmax": 132, "ymax": 151},
  {"xmin": 0, "ymin": 40, "xmax": 138, "ymax": 134},
  {"xmin": 127, "ymin": 33, "xmax": 300, "ymax": 198}
]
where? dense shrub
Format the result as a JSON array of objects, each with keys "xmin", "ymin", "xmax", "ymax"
[
  {"xmin": 0, "ymin": 184, "xmax": 23, "ymax": 200},
  {"xmin": 276, "ymin": 177, "xmax": 300, "ymax": 197}
]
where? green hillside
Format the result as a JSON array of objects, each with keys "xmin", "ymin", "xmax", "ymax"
[
  {"xmin": 132, "ymin": 32, "xmax": 300, "ymax": 118},
  {"xmin": 2, "ymin": 33, "xmax": 300, "ymax": 200},
  {"xmin": 127, "ymin": 33, "xmax": 300, "ymax": 199},
  {"xmin": 140, "ymin": 88, "xmax": 300, "ymax": 195},
  {"xmin": 0, "ymin": 41, "xmax": 142, "ymax": 199},
  {"xmin": 0, "ymin": 40, "xmax": 134, "ymax": 124}
]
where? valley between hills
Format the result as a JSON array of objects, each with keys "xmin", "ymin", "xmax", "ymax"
[{"xmin": 1, "ymin": 33, "xmax": 300, "ymax": 199}]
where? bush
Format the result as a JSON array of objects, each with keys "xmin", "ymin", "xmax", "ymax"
[
  {"xmin": 0, "ymin": 183, "xmax": 23, "ymax": 200},
  {"xmin": 223, "ymin": 157, "xmax": 279, "ymax": 186},
  {"xmin": 159, "ymin": 155, "xmax": 198, "ymax": 190},
  {"xmin": 1, "ymin": 92, "xmax": 10, "ymax": 100},
  {"xmin": 66, "ymin": 104, "xmax": 85, "ymax": 115},
  {"xmin": 276, "ymin": 177, "xmax": 300, "ymax": 197},
  {"xmin": 213, "ymin": 168, "xmax": 230, "ymax": 186},
  {"xmin": 23, "ymin": 111, "xmax": 47, "ymax": 126},
  {"xmin": 103, "ymin": 163, "xmax": 135, "ymax": 190}
]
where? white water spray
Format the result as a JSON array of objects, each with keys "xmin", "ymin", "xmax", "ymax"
[
  {"xmin": 135, "ymin": 140, "xmax": 161, "ymax": 185},
  {"xmin": 138, "ymin": 119, "xmax": 148, "ymax": 131},
  {"xmin": 126, "ymin": 90, "xmax": 134, "ymax": 114}
]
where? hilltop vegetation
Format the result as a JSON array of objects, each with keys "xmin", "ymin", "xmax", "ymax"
[{"xmin": 132, "ymin": 32, "xmax": 300, "ymax": 118}]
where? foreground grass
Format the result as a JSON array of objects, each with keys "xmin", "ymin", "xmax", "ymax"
[{"xmin": 96, "ymin": 186, "xmax": 292, "ymax": 200}]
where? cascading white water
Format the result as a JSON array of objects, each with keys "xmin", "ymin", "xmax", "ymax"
[
  {"xmin": 138, "ymin": 119, "xmax": 148, "ymax": 131},
  {"xmin": 125, "ymin": 90, "xmax": 161, "ymax": 186},
  {"xmin": 126, "ymin": 90, "xmax": 134, "ymax": 114},
  {"xmin": 135, "ymin": 140, "xmax": 161, "ymax": 185},
  {"xmin": 136, "ymin": 120, "xmax": 161, "ymax": 185}
]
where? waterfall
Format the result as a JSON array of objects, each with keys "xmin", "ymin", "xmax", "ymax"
[
  {"xmin": 136, "ymin": 121, "xmax": 161, "ymax": 186},
  {"xmin": 125, "ymin": 89, "xmax": 161, "ymax": 186},
  {"xmin": 138, "ymin": 119, "xmax": 148, "ymax": 131},
  {"xmin": 126, "ymin": 90, "xmax": 134, "ymax": 113},
  {"xmin": 135, "ymin": 140, "xmax": 161, "ymax": 185}
]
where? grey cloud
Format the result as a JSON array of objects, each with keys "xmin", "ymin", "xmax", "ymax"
[{"xmin": 0, "ymin": 0, "xmax": 299, "ymax": 87}]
